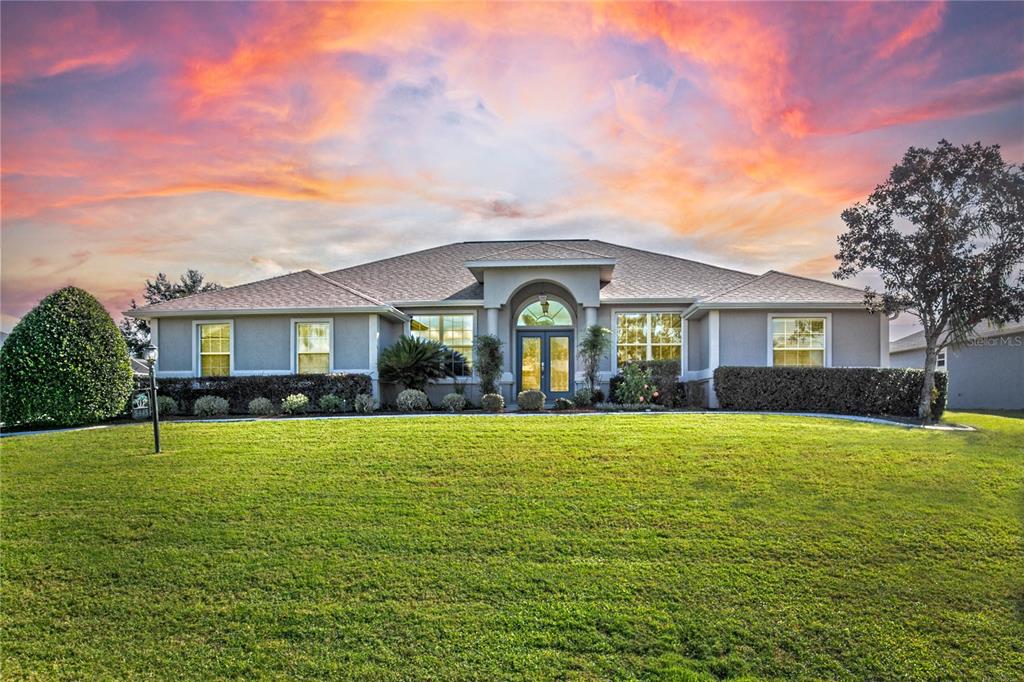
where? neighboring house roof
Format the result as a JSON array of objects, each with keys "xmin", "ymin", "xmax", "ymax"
[
  {"xmin": 322, "ymin": 239, "xmax": 758, "ymax": 303},
  {"xmin": 890, "ymin": 319, "xmax": 1024, "ymax": 353},
  {"xmin": 694, "ymin": 270, "xmax": 865, "ymax": 306},
  {"xmin": 128, "ymin": 270, "xmax": 403, "ymax": 318}
]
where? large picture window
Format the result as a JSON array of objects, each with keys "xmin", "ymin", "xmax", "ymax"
[
  {"xmin": 410, "ymin": 314, "xmax": 474, "ymax": 371},
  {"xmin": 198, "ymin": 322, "xmax": 231, "ymax": 376},
  {"xmin": 295, "ymin": 321, "xmax": 331, "ymax": 374},
  {"xmin": 615, "ymin": 313, "xmax": 682, "ymax": 367},
  {"xmin": 771, "ymin": 317, "xmax": 826, "ymax": 366}
]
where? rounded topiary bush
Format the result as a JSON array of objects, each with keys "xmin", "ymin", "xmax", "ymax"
[
  {"xmin": 280, "ymin": 393, "xmax": 309, "ymax": 415},
  {"xmin": 194, "ymin": 395, "xmax": 230, "ymax": 417},
  {"xmin": 553, "ymin": 397, "xmax": 573, "ymax": 410},
  {"xmin": 517, "ymin": 390, "xmax": 545, "ymax": 411},
  {"xmin": 248, "ymin": 397, "xmax": 275, "ymax": 416},
  {"xmin": 0, "ymin": 286, "xmax": 133, "ymax": 427},
  {"xmin": 480, "ymin": 393, "xmax": 504, "ymax": 413},
  {"xmin": 353, "ymin": 393, "xmax": 375, "ymax": 414},
  {"xmin": 156, "ymin": 396, "xmax": 178, "ymax": 416},
  {"xmin": 397, "ymin": 388, "xmax": 429, "ymax": 412},
  {"xmin": 318, "ymin": 393, "xmax": 346, "ymax": 413},
  {"xmin": 440, "ymin": 392, "xmax": 466, "ymax": 413}
]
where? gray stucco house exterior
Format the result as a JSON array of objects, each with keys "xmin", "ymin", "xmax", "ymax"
[
  {"xmin": 128, "ymin": 240, "xmax": 888, "ymax": 406},
  {"xmin": 890, "ymin": 321, "xmax": 1024, "ymax": 410}
]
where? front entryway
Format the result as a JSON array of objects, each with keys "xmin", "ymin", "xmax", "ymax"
[{"xmin": 517, "ymin": 331, "xmax": 574, "ymax": 400}]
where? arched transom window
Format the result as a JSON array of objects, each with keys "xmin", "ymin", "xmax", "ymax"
[{"xmin": 518, "ymin": 299, "xmax": 572, "ymax": 327}]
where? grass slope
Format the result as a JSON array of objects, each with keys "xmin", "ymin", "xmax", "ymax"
[{"xmin": 2, "ymin": 413, "xmax": 1022, "ymax": 680}]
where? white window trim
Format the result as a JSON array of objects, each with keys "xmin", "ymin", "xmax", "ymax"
[
  {"xmin": 407, "ymin": 310, "xmax": 477, "ymax": 359},
  {"xmin": 290, "ymin": 318, "xmax": 334, "ymax": 374},
  {"xmin": 610, "ymin": 309, "xmax": 686, "ymax": 376},
  {"xmin": 192, "ymin": 319, "xmax": 235, "ymax": 377},
  {"xmin": 936, "ymin": 348, "xmax": 947, "ymax": 371},
  {"xmin": 766, "ymin": 313, "xmax": 832, "ymax": 367}
]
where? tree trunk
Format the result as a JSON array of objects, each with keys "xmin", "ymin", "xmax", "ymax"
[{"xmin": 918, "ymin": 340, "xmax": 939, "ymax": 423}]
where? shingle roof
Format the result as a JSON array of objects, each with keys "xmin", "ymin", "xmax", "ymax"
[
  {"xmin": 698, "ymin": 270, "xmax": 865, "ymax": 305},
  {"xmin": 322, "ymin": 240, "xmax": 757, "ymax": 302},
  {"xmin": 129, "ymin": 270, "xmax": 392, "ymax": 316},
  {"xmin": 890, "ymin": 319, "xmax": 1024, "ymax": 353},
  {"xmin": 472, "ymin": 240, "xmax": 615, "ymax": 261}
]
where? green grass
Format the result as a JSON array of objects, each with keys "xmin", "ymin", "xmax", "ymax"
[{"xmin": 2, "ymin": 412, "xmax": 1022, "ymax": 680}]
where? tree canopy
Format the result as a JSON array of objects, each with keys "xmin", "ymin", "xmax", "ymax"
[
  {"xmin": 835, "ymin": 139, "xmax": 1023, "ymax": 420},
  {"xmin": 120, "ymin": 270, "xmax": 223, "ymax": 355}
]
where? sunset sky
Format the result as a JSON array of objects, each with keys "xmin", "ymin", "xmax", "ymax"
[{"xmin": 2, "ymin": 1, "xmax": 1022, "ymax": 334}]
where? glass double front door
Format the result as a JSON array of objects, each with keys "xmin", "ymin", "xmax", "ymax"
[{"xmin": 518, "ymin": 331, "xmax": 574, "ymax": 400}]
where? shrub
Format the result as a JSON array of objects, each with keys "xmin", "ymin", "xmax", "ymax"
[
  {"xmin": 280, "ymin": 393, "xmax": 310, "ymax": 415},
  {"xmin": 248, "ymin": 397, "xmax": 275, "ymax": 416},
  {"xmin": 553, "ymin": 397, "xmax": 573, "ymax": 410},
  {"xmin": 595, "ymin": 402, "xmax": 668, "ymax": 412},
  {"xmin": 572, "ymin": 388, "xmax": 595, "ymax": 407},
  {"xmin": 0, "ymin": 286, "xmax": 134, "ymax": 427},
  {"xmin": 713, "ymin": 366, "xmax": 948, "ymax": 419},
  {"xmin": 610, "ymin": 360, "xmax": 682, "ymax": 406},
  {"xmin": 353, "ymin": 393, "xmax": 375, "ymax": 414},
  {"xmin": 684, "ymin": 381, "xmax": 706, "ymax": 408},
  {"xmin": 612, "ymin": 364, "xmax": 656, "ymax": 405},
  {"xmin": 517, "ymin": 390, "xmax": 545, "ymax": 411},
  {"xmin": 194, "ymin": 395, "xmax": 230, "ymax": 417},
  {"xmin": 156, "ymin": 395, "xmax": 178, "ymax": 416},
  {"xmin": 480, "ymin": 393, "xmax": 505, "ymax": 413},
  {"xmin": 156, "ymin": 373, "xmax": 370, "ymax": 415},
  {"xmin": 474, "ymin": 334, "xmax": 504, "ymax": 395},
  {"xmin": 318, "ymin": 393, "xmax": 346, "ymax": 413},
  {"xmin": 578, "ymin": 325, "xmax": 611, "ymax": 391},
  {"xmin": 397, "ymin": 388, "xmax": 430, "ymax": 412},
  {"xmin": 378, "ymin": 336, "xmax": 465, "ymax": 391},
  {"xmin": 441, "ymin": 392, "xmax": 467, "ymax": 413}
]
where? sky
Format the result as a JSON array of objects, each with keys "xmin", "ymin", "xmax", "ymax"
[{"xmin": 2, "ymin": 1, "xmax": 1022, "ymax": 337}]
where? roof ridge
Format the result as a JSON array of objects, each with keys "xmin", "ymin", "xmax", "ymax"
[
  {"xmin": 700, "ymin": 271, "xmax": 773, "ymax": 302},
  {"xmin": 471, "ymin": 240, "xmax": 612, "ymax": 261},
  {"xmin": 762, "ymin": 269, "xmax": 865, "ymax": 294},
  {"xmin": 134, "ymin": 269, "xmax": 311, "ymax": 311},
  {"xmin": 303, "ymin": 269, "xmax": 389, "ymax": 307},
  {"xmin": 588, "ymin": 240, "xmax": 758, "ymax": 279}
]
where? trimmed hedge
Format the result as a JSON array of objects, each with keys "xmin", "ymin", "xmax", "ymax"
[
  {"xmin": 0, "ymin": 286, "xmax": 134, "ymax": 427},
  {"xmin": 713, "ymin": 366, "xmax": 947, "ymax": 419},
  {"xmin": 157, "ymin": 374, "xmax": 371, "ymax": 415}
]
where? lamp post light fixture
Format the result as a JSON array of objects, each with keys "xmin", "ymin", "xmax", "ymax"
[{"xmin": 144, "ymin": 343, "xmax": 161, "ymax": 453}]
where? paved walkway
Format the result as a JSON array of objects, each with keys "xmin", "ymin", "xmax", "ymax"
[{"xmin": 1, "ymin": 409, "xmax": 975, "ymax": 438}]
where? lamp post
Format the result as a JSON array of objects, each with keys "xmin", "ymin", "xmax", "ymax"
[{"xmin": 144, "ymin": 343, "xmax": 160, "ymax": 453}]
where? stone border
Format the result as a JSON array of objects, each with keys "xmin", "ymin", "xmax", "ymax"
[{"xmin": 1, "ymin": 409, "xmax": 976, "ymax": 438}]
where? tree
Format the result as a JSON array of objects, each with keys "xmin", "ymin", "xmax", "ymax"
[
  {"xmin": 120, "ymin": 270, "xmax": 223, "ymax": 356},
  {"xmin": 0, "ymin": 287, "xmax": 134, "ymax": 427},
  {"xmin": 377, "ymin": 335, "xmax": 465, "ymax": 391},
  {"xmin": 835, "ymin": 140, "xmax": 1024, "ymax": 421},
  {"xmin": 473, "ymin": 334, "xmax": 504, "ymax": 395},
  {"xmin": 578, "ymin": 324, "xmax": 611, "ymax": 392}
]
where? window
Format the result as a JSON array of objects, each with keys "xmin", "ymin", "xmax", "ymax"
[
  {"xmin": 198, "ymin": 323, "xmax": 231, "ymax": 376},
  {"xmin": 615, "ymin": 313, "xmax": 682, "ymax": 367},
  {"xmin": 518, "ymin": 300, "xmax": 572, "ymax": 326},
  {"xmin": 936, "ymin": 349, "xmax": 947, "ymax": 370},
  {"xmin": 771, "ymin": 317, "xmax": 826, "ymax": 367},
  {"xmin": 410, "ymin": 314, "xmax": 474, "ymax": 371},
  {"xmin": 295, "ymin": 321, "xmax": 331, "ymax": 374}
]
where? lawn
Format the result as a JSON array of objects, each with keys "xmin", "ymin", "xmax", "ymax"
[{"xmin": 2, "ymin": 412, "xmax": 1022, "ymax": 680}]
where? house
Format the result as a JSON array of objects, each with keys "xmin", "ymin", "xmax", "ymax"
[
  {"xmin": 127, "ymin": 240, "xmax": 887, "ymax": 406},
  {"xmin": 890, "ymin": 321, "xmax": 1024, "ymax": 410}
]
